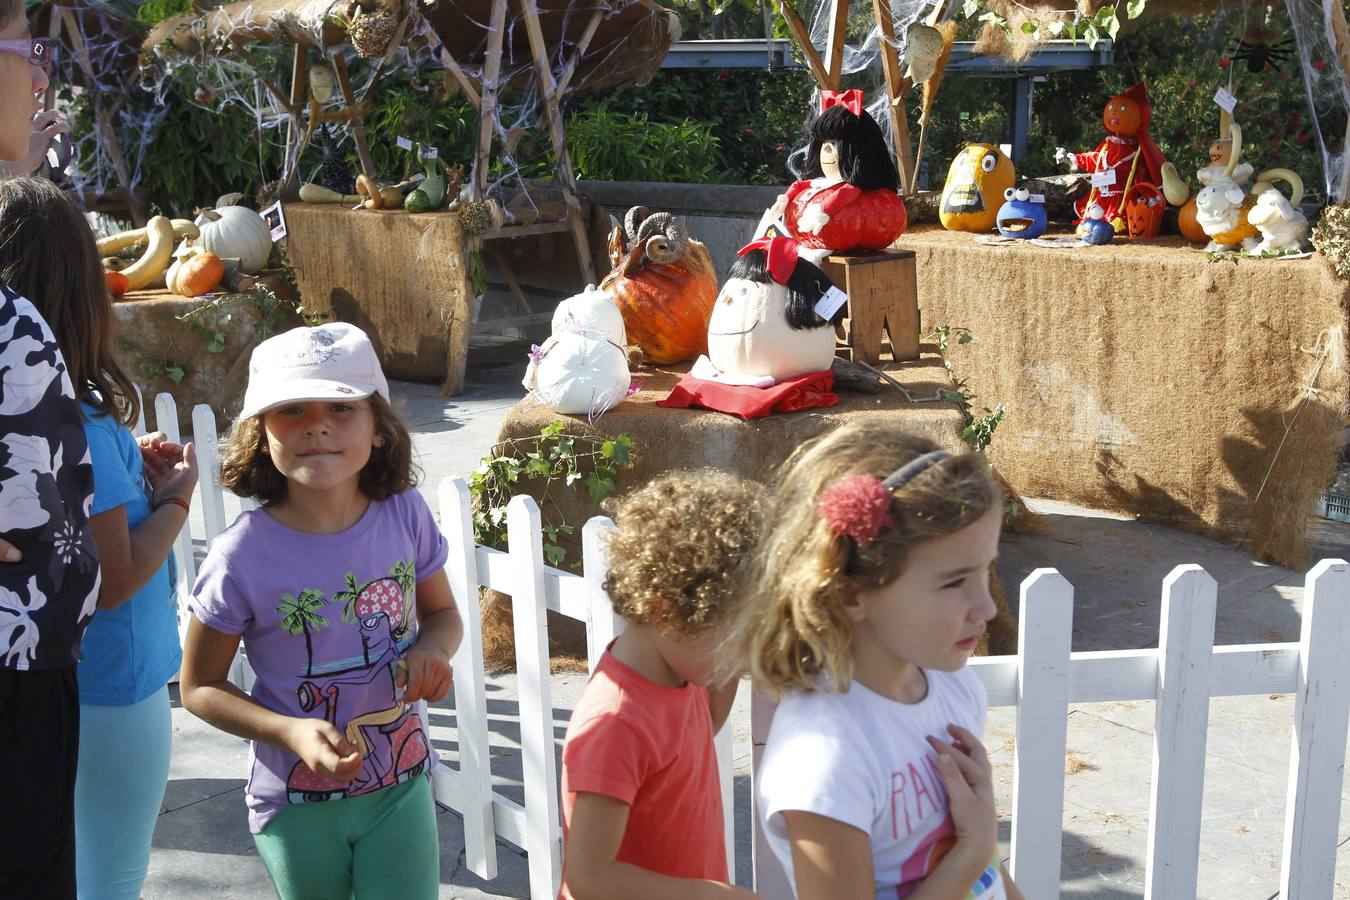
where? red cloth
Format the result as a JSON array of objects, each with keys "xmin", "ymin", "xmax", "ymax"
[
  {"xmin": 559, "ymin": 650, "xmax": 727, "ymax": 898},
  {"xmin": 657, "ymin": 369, "xmax": 838, "ymax": 419},
  {"xmin": 784, "ymin": 180, "xmax": 908, "ymax": 251}
]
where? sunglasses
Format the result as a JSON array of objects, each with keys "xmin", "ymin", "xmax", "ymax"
[{"xmin": 0, "ymin": 37, "xmax": 51, "ymax": 71}]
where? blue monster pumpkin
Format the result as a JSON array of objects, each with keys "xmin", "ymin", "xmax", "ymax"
[
  {"xmin": 1078, "ymin": 203, "xmax": 1115, "ymax": 245},
  {"xmin": 995, "ymin": 187, "xmax": 1047, "ymax": 239}
]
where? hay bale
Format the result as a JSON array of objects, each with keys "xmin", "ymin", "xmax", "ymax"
[
  {"xmin": 480, "ymin": 353, "xmax": 1022, "ymax": 669},
  {"xmin": 896, "ymin": 226, "xmax": 1349, "ymax": 567}
]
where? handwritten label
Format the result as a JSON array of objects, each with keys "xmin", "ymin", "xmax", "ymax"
[
  {"xmin": 1214, "ymin": 87, "xmax": 1237, "ymax": 113},
  {"xmin": 814, "ymin": 286, "xmax": 848, "ymax": 321},
  {"xmin": 424, "ymin": 146, "xmax": 439, "ymax": 159},
  {"xmin": 261, "ymin": 201, "xmax": 287, "ymax": 241},
  {"xmin": 396, "ymin": 135, "xmax": 414, "ymax": 151},
  {"xmin": 1090, "ymin": 169, "xmax": 1117, "ymax": 188},
  {"xmin": 1029, "ymin": 193, "xmax": 1046, "ymax": 203}
]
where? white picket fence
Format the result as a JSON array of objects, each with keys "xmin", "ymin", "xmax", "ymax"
[{"xmin": 143, "ymin": 395, "xmax": 1350, "ymax": 900}]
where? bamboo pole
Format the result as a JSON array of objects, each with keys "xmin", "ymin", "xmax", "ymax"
[
  {"xmin": 872, "ymin": 0, "xmax": 914, "ymax": 190},
  {"xmin": 330, "ymin": 53, "xmax": 378, "ymax": 183},
  {"xmin": 774, "ymin": 0, "xmax": 829, "ymax": 87},
  {"xmin": 555, "ymin": 7, "xmax": 606, "ymax": 97},
  {"xmin": 473, "ymin": 0, "xmax": 508, "ymax": 201},
  {"xmin": 824, "ymin": 0, "xmax": 850, "ymax": 89}
]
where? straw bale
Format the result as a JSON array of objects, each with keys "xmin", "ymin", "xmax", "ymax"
[
  {"xmin": 481, "ymin": 352, "xmax": 1023, "ymax": 670},
  {"xmin": 897, "ymin": 226, "xmax": 1349, "ymax": 568}
]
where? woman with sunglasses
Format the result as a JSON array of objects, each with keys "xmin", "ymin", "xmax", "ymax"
[{"xmin": 0, "ymin": 6, "xmax": 66, "ymax": 177}]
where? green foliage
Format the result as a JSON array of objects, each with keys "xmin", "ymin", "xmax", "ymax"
[
  {"xmin": 926, "ymin": 326, "xmax": 1006, "ymax": 455},
  {"xmin": 468, "ymin": 423, "xmax": 636, "ymax": 569},
  {"xmin": 176, "ymin": 286, "xmax": 303, "ymax": 352},
  {"xmin": 135, "ymin": 0, "xmax": 194, "ymax": 25},
  {"xmin": 119, "ymin": 340, "xmax": 186, "ymax": 384},
  {"xmin": 563, "ymin": 102, "xmax": 727, "ymax": 183}
]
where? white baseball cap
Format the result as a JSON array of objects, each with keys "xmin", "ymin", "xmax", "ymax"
[{"xmin": 239, "ymin": 323, "xmax": 390, "ymax": 419}]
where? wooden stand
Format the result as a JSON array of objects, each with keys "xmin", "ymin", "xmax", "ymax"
[{"xmin": 820, "ymin": 249, "xmax": 919, "ymax": 365}]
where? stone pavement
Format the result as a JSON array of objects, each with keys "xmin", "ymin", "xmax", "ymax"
[{"xmin": 143, "ymin": 346, "xmax": 1350, "ymax": 899}]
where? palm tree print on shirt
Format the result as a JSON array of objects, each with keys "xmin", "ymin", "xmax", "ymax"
[{"xmin": 277, "ymin": 588, "xmax": 331, "ymax": 676}]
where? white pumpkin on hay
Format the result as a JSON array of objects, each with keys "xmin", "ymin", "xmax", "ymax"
[{"xmin": 524, "ymin": 286, "xmax": 631, "ymax": 416}]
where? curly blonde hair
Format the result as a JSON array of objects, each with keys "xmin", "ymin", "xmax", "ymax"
[
  {"xmin": 720, "ymin": 422, "xmax": 1001, "ymax": 696},
  {"xmin": 219, "ymin": 393, "xmax": 418, "ymax": 504},
  {"xmin": 602, "ymin": 469, "xmax": 764, "ymax": 637}
]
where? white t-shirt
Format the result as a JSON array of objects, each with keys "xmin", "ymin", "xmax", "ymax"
[{"xmin": 757, "ymin": 667, "xmax": 1007, "ymax": 899}]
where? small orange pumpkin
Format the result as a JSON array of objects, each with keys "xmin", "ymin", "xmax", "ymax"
[
  {"xmin": 104, "ymin": 269, "xmax": 129, "ymax": 297},
  {"xmin": 175, "ymin": 251, "xmax": 224, "ymax": 297},
  {"xmin": 1177, "ymin": 197, "xmax": 1208, "ymax": 243}
]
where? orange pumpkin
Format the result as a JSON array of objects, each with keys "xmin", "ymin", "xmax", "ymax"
[
  {"xmin": 104, "ymin": 269, "xmax": 129, "ymax": 297},
  {"xmin": 175, "ymin": 251, "xmax": 224, "ymax": 297},
  {"xmin": 1177, "ymin": 197, "xmax": 1208, "ymax": 243},
  {"xmin": 600, "ymin": 229, "xmax": 718, "ymax": 365}
]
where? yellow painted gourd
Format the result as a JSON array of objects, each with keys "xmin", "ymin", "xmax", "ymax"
[{"xmin": 939, "ymin": 144, "xmax": 1016, "ymax": 233}]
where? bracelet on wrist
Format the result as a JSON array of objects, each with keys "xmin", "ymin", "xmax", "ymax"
[{"xmin": 157, "ymin": 495, "xmax": 190, "ymax": 514}]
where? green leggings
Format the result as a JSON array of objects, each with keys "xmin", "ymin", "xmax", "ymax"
[{"xmin": 253, "ymin": 776, "xmax": 439, "ymax": 900}]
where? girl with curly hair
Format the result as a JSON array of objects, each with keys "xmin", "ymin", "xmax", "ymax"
[
  {"xmin": 559, "ymin": 469, "xmax": 762, "ymax": 899},
  {"xmin": 724, "ymin": 422, "xmax": 1024, "ymax": 899}
]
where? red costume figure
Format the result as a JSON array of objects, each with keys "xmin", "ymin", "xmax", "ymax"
[
  {"xmin": 779, "ymin": 89, "xmax": 908, "ymax": 252},
  {"xmin": 1062, "ymin": 82, "xmax": 1166, "ymax": 229}
]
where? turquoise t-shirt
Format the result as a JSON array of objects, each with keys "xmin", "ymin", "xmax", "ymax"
[{"xmin": 78, "ymin": 402, "xmax": 182, "ymax": 705}]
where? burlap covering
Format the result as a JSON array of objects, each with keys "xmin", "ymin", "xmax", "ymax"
[
  {"xmin": 896, "ymin": 226, "xmax": 1350, "ymax": 567},
  {"xmin": 111, "ymin": 282, "xmax": 302, "ymax": 433},
  {"xmin": 283, "ymin": 204, "xmax": 474, "ymax": 394},
  {"xmin": 481, "ymin": 352, "xmax": 1022, "ymax": 670}
]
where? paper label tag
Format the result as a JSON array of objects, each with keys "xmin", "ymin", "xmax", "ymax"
[
  {"xmin": 261, "ymin": 201, "xmax": 287, "ymax": 242},
  {"xmin": 424, "ymin": 146, "xmax": 439, "ymax": 159},
  {"xmin": 1214, "ymin": 87, "xmax": 1237, "ymax": 113},
  {"xmin": 1090, "ymin": 169, "xmax": 1117, "ymax": 188},
  {"xmin": 814, "ymin": 285, "xmax": 848, "ymax": 321},
  {"xmin": 396, "ymin": 135, "xmax": 413, "ymax": 151},
  {"xmin": 1029, "ymin": 193, "xmax": 1046, "ymax": 203}
]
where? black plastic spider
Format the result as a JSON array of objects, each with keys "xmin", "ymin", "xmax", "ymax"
[{"xmin": 1229, "ymin": 35, "xmax": 1298, "ymax": 73}]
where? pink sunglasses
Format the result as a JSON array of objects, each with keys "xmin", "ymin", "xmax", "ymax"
[{"xmin": 0, "ymin": 37, "xmax": 51, "ymax": 71}]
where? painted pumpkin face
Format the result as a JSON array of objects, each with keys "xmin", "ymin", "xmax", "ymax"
[
  {"xmin": 1102, "ymin": 94, "xmax": 1142, "ymax": 137},
  {"xmin": 706, "ymin": 278, "xmax": 836, "ymax": 382},
  {"xmin": 995, "ymin": 187, "xmax": 1047, "ymax": 239},
  {"xmin": 1124, "ymin": 183, "xmax": 1165, "ymax": 240},
  {"xmin": 940, "ymin": 144, "xmax": 1016, "ymax": 232}
]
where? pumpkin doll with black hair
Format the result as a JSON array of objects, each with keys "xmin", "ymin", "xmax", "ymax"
[{"xmin": 774, "ymin": 89, "xmax": 909, "ymax": 253}]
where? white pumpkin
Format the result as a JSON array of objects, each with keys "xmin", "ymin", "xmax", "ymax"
[
  {"xmin": 191, "ymin": 206, "xmax": 271, "ymax": 274},
  {"xmin": 551, "ymin": 285, "xmax": 626, "ymax": 347},
  {"xmin": 523, "ymin": 331, "xmax": 630, "ymax": 416},
  {"xmin": 706, "ymin": 277, "xmax": 835, "ymax": 383}
]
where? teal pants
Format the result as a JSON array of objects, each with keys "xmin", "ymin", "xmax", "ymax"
[{"xmin": 253, "ymin": 776, "xmax": 440, "ymax": 900}]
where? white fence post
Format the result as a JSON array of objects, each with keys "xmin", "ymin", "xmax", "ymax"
[
  {"xmin": 714, "ymin": 720, "xmax": 735, "ymax": 881},
  {"xmin": 1144, "ymin": 565, "xmax": 1216, "ymax": 899},
  {"xmin": 153, "ymin": 393, "xmax": 198, "ymax": 645},
  {"xmin": 750, "ymin": 690, "xmax": 791, "ymax": 897},
  {"xmin": 191, "ymin": 404, "xmax": 226, "ymax": 540},
  {"xmin": 507, "ymin": 495, "xmax": 564, "ymax": 900},
  {"xmin": 580, "ymin": 517, "xmax": 622, "ymax": 675},
  {"xmin": 1279, "ymin": 558, "xmax": 1350, "ymax": 898},
  {"xmin": 1010, "ymin": 569, "xmax": 1073, "ymax": 897},
  {"xmin": 439, "ymin": 477, "xmax": 498, "ymax": 880}
]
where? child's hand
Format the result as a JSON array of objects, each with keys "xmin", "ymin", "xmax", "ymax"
[
  {"xmin": 396, "ymin": 646, "xmax": 453, "ymax": 704},
  {"xmin": 143, "ymin": 438, "xmax": 199, "ymax": 506},
  {"xmin": 928, "ymin": 724, "xmax": 997, "ymax": 862},
  {"xmin": 285, "ymin": 717, "xmax": 363, "ymax": 783}
]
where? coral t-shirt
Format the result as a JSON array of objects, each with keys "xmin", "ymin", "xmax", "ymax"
[{"xmin": 559, "ymin": 648, "xmax": 727, "ymax": 898}]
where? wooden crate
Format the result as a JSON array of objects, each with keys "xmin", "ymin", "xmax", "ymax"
[{"xmin": 820, "ymin": 248, "xmax": 919, "ymax": 365}]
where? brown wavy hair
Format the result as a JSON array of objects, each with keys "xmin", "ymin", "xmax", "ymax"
[
  {"xmin": 0, "ymin": 176, "xmax": 140, "ymax": 426},
  {"xmin": 720, "ymin": 422, "xmax": 1000, "ymax": 695},
  {"xmin": 602, "ymin": 469, "xmax": 763, "ymax": 637},
  {"xmin": 219, "ymin": 393, "xmax": 417, "ymax": 504}
]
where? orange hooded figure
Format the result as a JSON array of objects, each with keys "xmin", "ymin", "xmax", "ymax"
[{"xmin": 1064, "ymin": 83, "xmax": 1167, "ymax": 228}]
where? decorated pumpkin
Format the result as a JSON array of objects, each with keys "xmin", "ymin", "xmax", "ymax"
[
  {"xmin": 1123, "ymin": 183, "xmax": 1165, "ymax": 240},
  {"xmin": 1078, "ymin": 203, "xmax": 1115, "ymax": 245},
  {"xmin": 1060, "ymin": 83, "xmax": 1167, "ymax": 226},
  {"xmin": 780, "ymin": 90, "xmax": 907, "ymax": 252},
  {"xmin": 940, "ymin": 144, "xmax": 1015, "ymax": 232},
  {"xmin": 191, "ymin": 206, "xmax": 272, "ymax": 274},
  {"xmin": 522, "ymin": 330, "xmax": 630, "ymax": 417},
  {"xmin": 551, "ymin": 284, "xmax": 626, "ymax": 347},
  {"xmin": 704, "ymin": 235, "xmax": 842, "ymax": 384},
  {"xmin": 600, "ymin": 208, "xmax": 717, "ymax": 365},
  {"xmin": 995, "ymin": 187, "xmax": 1047, "ymax": 239}
]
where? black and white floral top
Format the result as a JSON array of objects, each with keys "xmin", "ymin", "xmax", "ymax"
[{"xmin": 0, "ymin": 282, "xmax": 99, "ymax": 670}]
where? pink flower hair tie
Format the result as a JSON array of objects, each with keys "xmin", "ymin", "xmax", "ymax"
[
  {"xmin": 817, "ymin": 451, "xmax": 952, "ymax": 547},
  {"xmin": 817, "ymin": 475, "xmax": 894, "ymax": 548}
]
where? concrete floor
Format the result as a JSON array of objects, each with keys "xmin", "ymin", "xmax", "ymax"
[{"xmin": 141, "ymin": 345, "xmax": 1350, "ymax": 899}]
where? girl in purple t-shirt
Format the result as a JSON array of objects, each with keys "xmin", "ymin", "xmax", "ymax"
[{"xmin": 181, "ymin": 323, "xmax": 463, "ymax": 900}]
